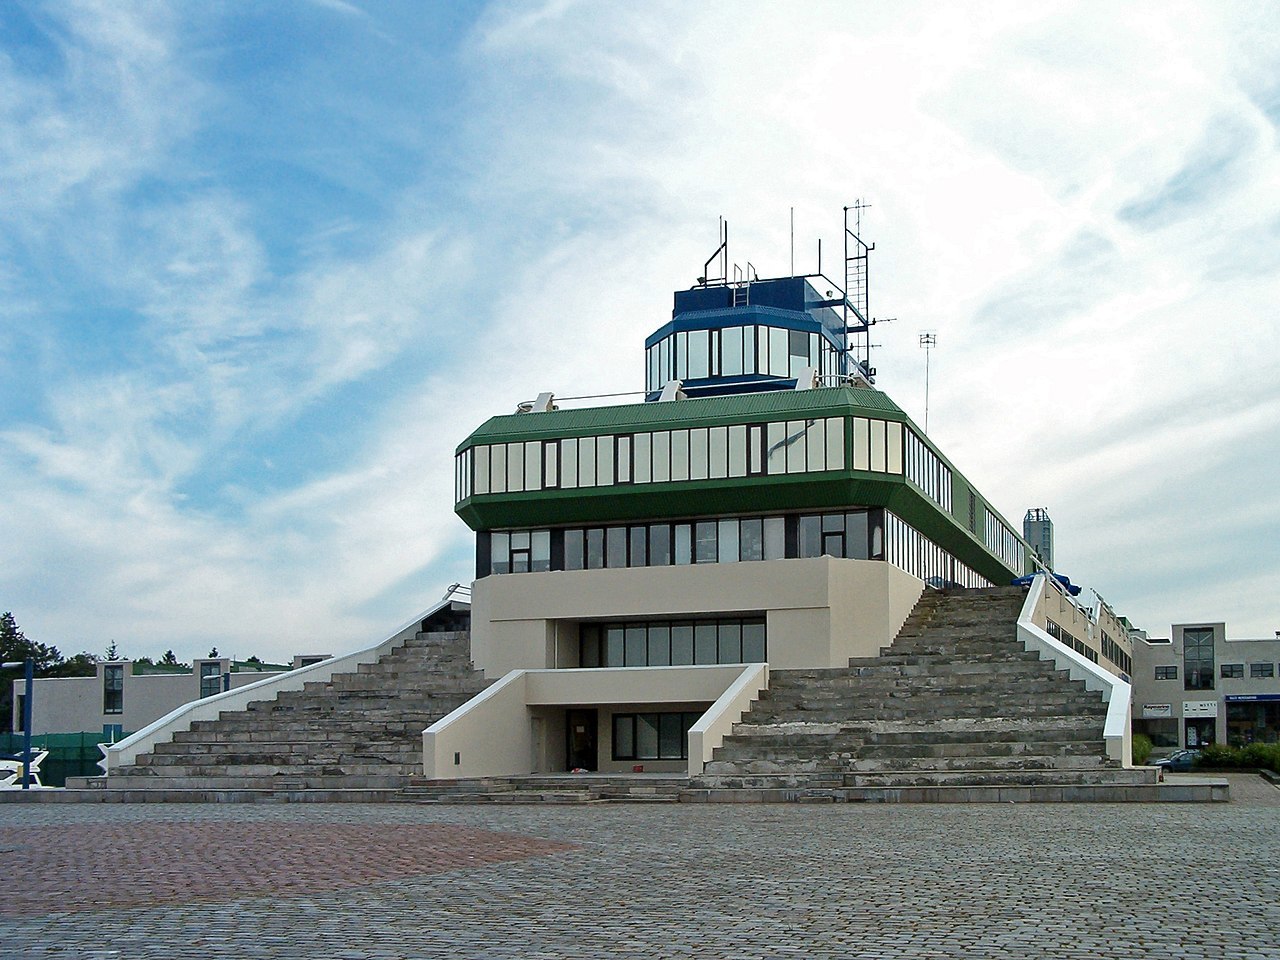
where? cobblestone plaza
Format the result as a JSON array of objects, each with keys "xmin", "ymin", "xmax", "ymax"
[{"xmin": 2, "ymin": 776, "xmax": 1277, "ymax": 960}]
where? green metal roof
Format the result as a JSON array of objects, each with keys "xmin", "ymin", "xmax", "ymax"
[{"xmin": 457, "ymin": 386, "xmax": 905, "ymax": 450}]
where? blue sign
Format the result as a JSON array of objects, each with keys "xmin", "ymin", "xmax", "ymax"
[{"xmin": 1225, "ymin": 693, "xmax": 1280, "ymax": 703}]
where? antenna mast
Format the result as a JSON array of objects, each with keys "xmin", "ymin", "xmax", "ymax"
[
  {"xmin": 698, "ymin": 217, "xmax": 728, "ymax": 286},
  {"xmin": 843, "ymin": 201, "xmax": 875, "ymax": 377},
  {"xmin": 919, "ymin": 332, "xmax": 937, "ymax": 433}
]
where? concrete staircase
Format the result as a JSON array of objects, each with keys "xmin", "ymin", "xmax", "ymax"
[
  {"xmin": 686, "ymin": 586, "xmax": 1182, "ymax": 802},
  {"xmin": 99, "ymin": 624, "xmax": 490, "ymax": 799},
  {"xmin": 398, "ymin": 774, "xmax": 689, "ymax": 804}
]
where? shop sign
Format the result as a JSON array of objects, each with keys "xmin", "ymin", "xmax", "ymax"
[
  {"xmin": 1225, "ymin": 693, "xmax": 1280, "ymax": 703},
  {"xmin": 1141, "ymin": 703, "xmax": 1172, "ymax": 718},
  {"xmin": 1182, "ymin": 700, "xmax": 1218, "ymax": 717}
]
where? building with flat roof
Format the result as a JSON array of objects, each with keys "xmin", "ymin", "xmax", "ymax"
[
  {"xmin": 1131, "ymin": 623, "xmax": 1280, "ymax": 749},
  {"xmin": 430, "ymin": 221, "xmax": 1136, "ymax": 779}
]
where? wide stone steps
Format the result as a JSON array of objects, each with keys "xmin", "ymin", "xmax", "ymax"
[
  {"xmin": 104, "ymin": 773, "xmax": 414, "ymax": 790},
  {"xmin": 725, "ymin": 720, "xmax": 1106, "ymax": 744},
  {"xmin": 710, "ymin": 739, "xmax": 1107, "ymax": 764},
  {"xmin": 104, "ymin": 622, "xmax": 488, "ymax": 790},
  {"xmin": 116, "ymin": 761, "xmax": 422, "ymax": 779},
  {"xmin": 696, "ymin": 767, "xmax": 1156, "ymax": 790},
  {"xmin": 397, "ymin": 775, "xmax": 689, "ymax": 804},
  {"xmin": 742, "ymin": 702, "xmax": 1107, "ymax": 724},
  {"xmin": 698, "ymin": 586, "xmax": 1139, "ymax": 795}
]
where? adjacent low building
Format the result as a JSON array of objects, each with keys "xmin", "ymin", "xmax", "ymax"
[
  {"xmin": 1132, "ymin": 623, "xmax": 1280, "ymax": 749},
  {"xmin": 7, "ymin": 655, "xmax": 325, "ymax": 783}
]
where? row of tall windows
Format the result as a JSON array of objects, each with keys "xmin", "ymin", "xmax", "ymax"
[
  {"xmin": 904, "ymin": 427, "xmax": 952, "ymax": 511},
  {"xmin": 458, "ymin": 416, "xmax": 870, "ymax": 501},
  {"xmin": 884, "ymin": 512, "xmax": 991, "ymax": 589},
  {"xmin": 1100, "ymin": 630, "xmax": 1132, "ymax": 676},
  {"xmin": 483, "ymin": 510, "xmax": 1000, "ymax": 588},
  {"xmin": 455, "ymin": 414, "xmax": 928, "ymax": 503},
  {"xmin": 851, "ymin": 418, "xmax": 904, "ymax": 475},
  {"xmin": 645, "ymin": 325, "xmax": 843, "ymax": 391},
  {"xmin": 613, "ymin": 711, "xmax": 703, "ymax": 761},
  {"xmin": 483, "ymin": 511, "xmax": 886, "ymax": 576},
  {"xmin": 984, "ymin": 508, "xmax": 1025, "ymax": 573},
  {"xmin": 565, "ymin": 518, "xmax": 787, "ymax": 569},
  {"xmin": 1045, "ymin": 618, "xmax": 1099, "ymax": 663},
  {"xmin": 580, "ymin": 618, "xmax": 767, "ymax": 668}
]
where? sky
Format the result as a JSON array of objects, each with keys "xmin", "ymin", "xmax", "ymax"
[{"xmin": 1, "ymin": 1, "xmax": 1278, "ymax": 663}]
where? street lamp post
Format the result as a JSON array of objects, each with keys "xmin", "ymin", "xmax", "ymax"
[{"xmin": 2, "ymin": 659, "xmax": 34, "ymax": 789}]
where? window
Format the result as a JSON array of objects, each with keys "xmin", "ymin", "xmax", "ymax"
[
  {"xmin": 580, "ymin": 618, "xmax": 766, "ymax": 668},
  {"xmin": 1155, "ymin": 665, "xmax": 1178, "ymax": 681},
  {"xmin": 1250, "ymin": 663, "xmax": 1275, "ymax": 679},
  {"xmin": 797, "ymin": 512, "xmax": 871, "ymax": 560},
  {"xmin": 490, "ymin": 530, "xmax": 551, "ymax": 574},
  {"xmin": 103, "ymin": 665, "xmax": 124, "ymax": 715},
  {"xmin": 1221, "ymin": 663, "xmax": 1244, "ymax": 679},
  {"xmin": 1183, "ymin": 627, "xmax": 1215, "ymax": 691},
  {"xmin": 485, "ymin": 509, "xmax": 981, "ymax": 586},
  {"xmin": 199, "ymin": 662, "xmax": 222, "ymax": 698},
  {"xmin": 613, "ymin": 712, "xmax": 702, "ymax": 761}
]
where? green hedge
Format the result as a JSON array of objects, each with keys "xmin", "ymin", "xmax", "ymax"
[
  {"xmin": 1195, "ymin": 742, "xmax": 1280, "ymax": 774},
  {"xmin": 1131, "ymin": 733, "xmax": 1154, "ymax": 766}
]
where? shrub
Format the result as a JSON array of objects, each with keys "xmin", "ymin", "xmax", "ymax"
[
  {"xmin": 1131, "ymin": 733, "xmax": 1154, "ymax": 766},
  {"xmin": 1195, "ymin": 742, "xmax": 1280, "ymax": 773}
]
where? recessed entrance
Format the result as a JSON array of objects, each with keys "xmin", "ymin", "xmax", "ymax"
[
  {"xmin": 1184, "ymin": 717, "xmax": 1215, "ymax": 748},
  {"xmin": 565, "ymin": 709, "xmax": 598, "ymax": 771}
]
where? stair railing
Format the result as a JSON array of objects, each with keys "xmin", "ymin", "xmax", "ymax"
[
  {"xmin": 104, "ymin": 587, "xmax": 469, "ymax": 773},
  {"xmin": 1015, "ymin": 572, "xmax": 1132, "ymax": 766}
]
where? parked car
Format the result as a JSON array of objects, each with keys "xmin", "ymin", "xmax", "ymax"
[{"xmin": 1154, "ymin": 749, "xmax": 1199, "ymax": 772}]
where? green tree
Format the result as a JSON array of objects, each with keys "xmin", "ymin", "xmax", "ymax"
[
  {"xmin": 160, "ymin": 649, "xmax": 179, "ymax": 666},
  {"xmin": 1, "ymin": 611, "xmax": 63, "ymax": 671},
  {"xmin": 104, "ymin": 640, "xmax": 120, "ymax": 661},
  {"xmin": 46, "ymin": 652, "xmax": 98, "ymax": 678},
  {"xmin": 1, "ymin": 612, "xmax": 68, "ymax": 734}
]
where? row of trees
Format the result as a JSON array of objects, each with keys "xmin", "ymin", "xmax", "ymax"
[{"xmin": 0, "ymin": 611, "xmax": 187, "ymax": 734}]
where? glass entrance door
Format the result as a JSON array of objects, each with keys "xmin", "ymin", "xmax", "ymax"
[{"xmin": 1184, "ymin": 717, "xmax": 1215, "ymax": 748}]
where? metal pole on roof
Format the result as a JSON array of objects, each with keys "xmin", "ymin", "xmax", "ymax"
[{"xmin": 919, "ymin": 332, "xmax": 937, "ymax": 433}]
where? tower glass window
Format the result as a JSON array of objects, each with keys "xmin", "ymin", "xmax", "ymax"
[{"xmin": 1183, "ymin": 627, "xmax": 1215, "ymax": 691}]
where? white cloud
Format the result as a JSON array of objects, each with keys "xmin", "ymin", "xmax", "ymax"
[{"xmin": 2, "ymin": 1, "xmax": 1278, "ymax": 665}]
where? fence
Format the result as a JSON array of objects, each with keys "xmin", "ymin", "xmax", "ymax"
[{"xmin": 0, "ymin": 732, "xmax": 123, "ymax": 786}]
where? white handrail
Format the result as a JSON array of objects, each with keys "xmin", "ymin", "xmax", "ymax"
[
  {"xmin": 106, "ymin": 587, "xmax": 470, "ymax": 772},
  {"xmin": 1016, "ymin": 573, "xmax": 1132, "ymax": 765}
]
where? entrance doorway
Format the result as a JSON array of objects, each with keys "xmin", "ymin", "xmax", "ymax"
[
  {"xmin": 1184, "ymin": 717, "xmax": 1215, "ymax": 748},
  {"xmin": 565, "ymin": 709, "xmax": 598, "ymax": 771}
]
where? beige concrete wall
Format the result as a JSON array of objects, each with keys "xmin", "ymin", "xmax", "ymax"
[
  {"xmin": 424, "ymin": 672, "xmax": 533, "ymax": 779},
  {"xmin": 469, "ymin": 558, "xmax": 924, "ymax": 677},
  {"xmin": 689, "ymin": 662, "xmax": 770, "ymax": 775},
  {"xmin": 424, "ymin": 665, "xmax": 750, "ymax": 779}
]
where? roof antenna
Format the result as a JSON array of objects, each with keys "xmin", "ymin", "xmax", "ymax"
[
  {"xmin": 697, "ymin": 217, "xmax": 728, "ymax": 286},
  {"xmin": 919, "ymin": 331, "xmax": 937, "ymax": 432},
  {"xmin": 790, "ymin": 206, "xmax": 795, "ymax": 278}
]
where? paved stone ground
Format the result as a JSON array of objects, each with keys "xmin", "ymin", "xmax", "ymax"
[{"xmin": 1, "ymin": 774, "xmax": 1277, "ymax": 960}]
